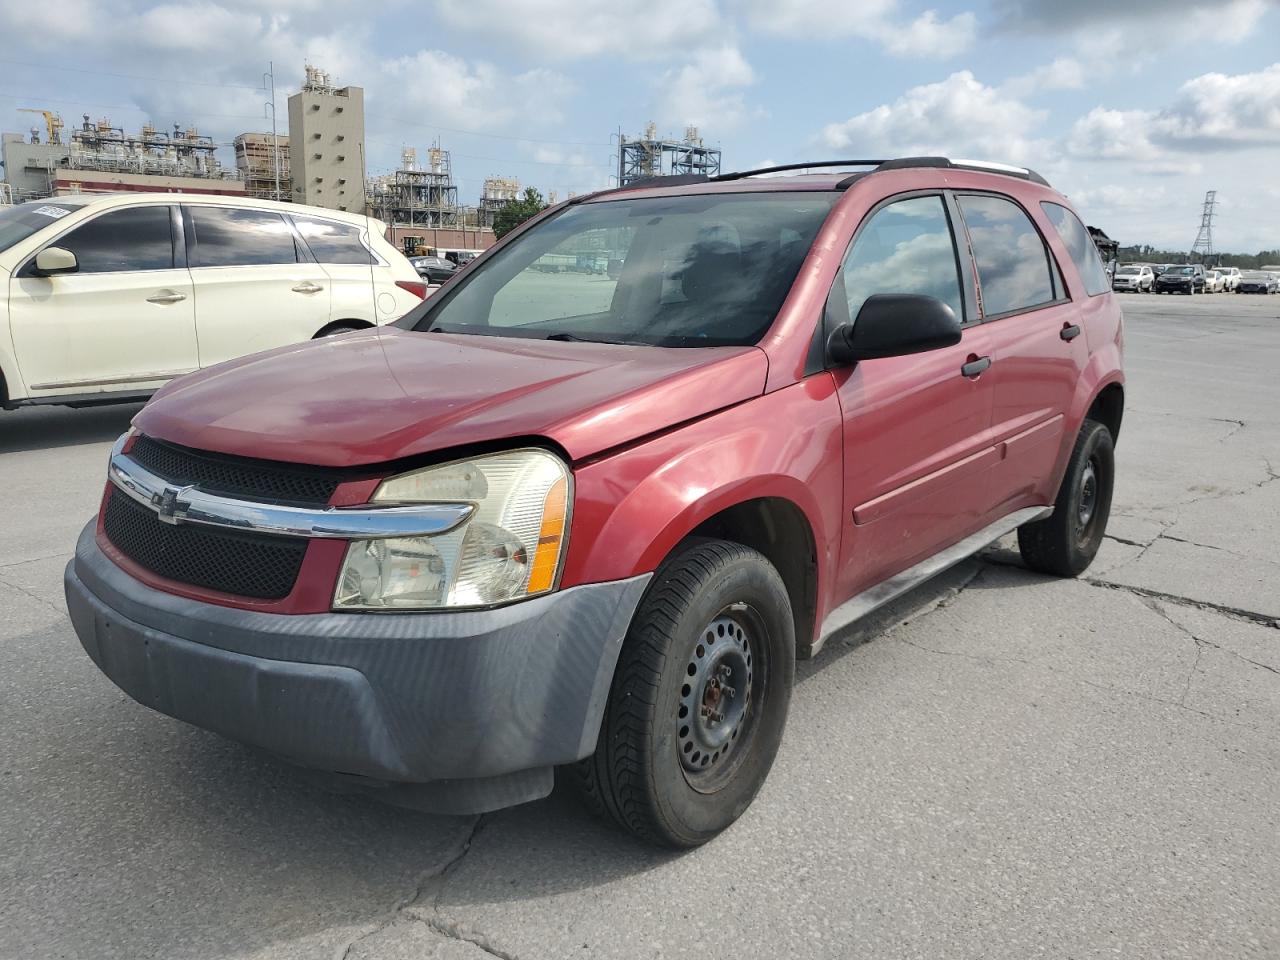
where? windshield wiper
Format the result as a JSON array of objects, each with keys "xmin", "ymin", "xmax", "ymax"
[{"xmin": 543, "ymin": 332, "xmax": 651, "ymax": 346}]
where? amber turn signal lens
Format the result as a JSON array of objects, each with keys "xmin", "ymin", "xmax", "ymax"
[{"xmin": 527, "ymin": 476, "xmax": 567, "ymax": 594}]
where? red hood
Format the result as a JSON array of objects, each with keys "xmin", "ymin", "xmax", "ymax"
[{"xmin": 134, "ymin": 329, "xmax": 768, "ymax": 466}]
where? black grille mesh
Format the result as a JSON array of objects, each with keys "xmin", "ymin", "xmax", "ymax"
[
  {"xmin": 130, "ymin": 435, "xmax": 341, "ymax": 507},
  {"xmin": 104, "ymin": 487, "xmax": 307, "ymax": 600}
]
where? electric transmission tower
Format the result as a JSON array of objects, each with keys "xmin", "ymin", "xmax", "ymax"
[{"xmin": 1190, "ymin": 190, "xmax": 1217, "ymax": 263}]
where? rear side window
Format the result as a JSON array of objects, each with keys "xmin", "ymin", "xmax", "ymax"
[
  {"xmin": 189, "ymin": 207, "xmax": 298, "ymax": 267},
  {"xmin": 49, "ymin": 206, "xmax": 173, "ymax": 274},
  {"xmin": 292, "ymin": 215, "xmax": 374, "ymax": 264},
  {"xmin": 957, "ymin": 195, "xmax": 1056, "ymax": 317},
  {"xmin": 1041, "ymin": 201, "xmax": 1110, "ymax": 297},
  {"xmin": 841, "ymin": 195, "xmax": 965, "ymax": 324}
]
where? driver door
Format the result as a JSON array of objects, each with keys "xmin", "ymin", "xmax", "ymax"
[
  {"xmin": 830, "ymin": 193, "xmax": 998, "ymax": 601},
  {"xmin": 9, "ymin": 204, "xmax": 197, "ymax": 398}
]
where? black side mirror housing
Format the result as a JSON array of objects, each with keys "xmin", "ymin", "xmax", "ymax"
[{"xmin": 827, "ymin": 294, "xmax": 962, "ymax": 365}]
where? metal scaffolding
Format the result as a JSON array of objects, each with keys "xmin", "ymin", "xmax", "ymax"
[
  {"xmin": 478, "ymin": 176, "xmax": 519, "ymax": 227},
  {"xmin": 367, "ymin": 146, "xmax": 460, "ymax": 228},
  {"xmin": 59, "ymin": 115, "xmax": 235, "ymax": 180},
  {"xmin": 617, "ymin": 123, "xmax": 721, "ymax": 185},
  {"xmin": 234, "ymin": 133, "xmax": 289, "ymax": 200}
]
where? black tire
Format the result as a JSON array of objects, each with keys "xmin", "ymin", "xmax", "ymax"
[
  {"xmin": 572, "ymin": 539, "xmax": 795, "ymax": 848},
  {"xmin": 1018, "ymin": 419, "xmax": 1115, "ymax": 577},
  {"xmin": 317, "ymin": 324, "xmax": 366, "ymax": 338}
]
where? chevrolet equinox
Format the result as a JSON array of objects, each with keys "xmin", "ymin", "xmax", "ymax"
[{"xmin": 66, "ymin": 157, "xmax": 1125, "ymax": 848}]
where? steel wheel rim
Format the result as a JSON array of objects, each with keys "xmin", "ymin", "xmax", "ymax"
[
  {"xmin": 1077, "ymin": 457, "xmax": 1100, "ymax": 536},
  {"xmin": 676, "ymin": 606, "xmax": 763, "ymax": 793}
]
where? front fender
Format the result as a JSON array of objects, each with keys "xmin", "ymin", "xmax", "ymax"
[{"xmin": 562, "ymin": 377, "xmax": 845, "ymax": 617}]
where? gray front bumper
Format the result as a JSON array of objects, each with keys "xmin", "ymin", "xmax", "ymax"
[{"xmin": 65, "ymin": 522, "xmax": 650, "ymax": 814}]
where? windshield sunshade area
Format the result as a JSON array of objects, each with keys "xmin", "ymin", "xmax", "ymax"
[
  {"xmin": 406, "ymin": 192, "xmax": 837, "ymax": 347},
  {"xmin": 0, "ymin": 202, "xmax": 80, "ymax": 255}
]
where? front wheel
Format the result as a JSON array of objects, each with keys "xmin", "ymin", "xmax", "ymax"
[
  {"xmin": 1017, "ymin": 419, "xmax": 1115, "ymax": 577},
  {"xmin": 573, "ymin": 539, "xmax": 795, "ymax": 848}
]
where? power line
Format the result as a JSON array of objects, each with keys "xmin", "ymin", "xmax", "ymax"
[{"xmin": 0, "ymin": 57, "xmax": 263, "ymax": 92}]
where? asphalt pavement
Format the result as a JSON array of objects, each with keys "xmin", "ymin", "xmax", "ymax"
[{"xmin": 1, "ymin": 292, "xmax": 1277, "ymax": 959}]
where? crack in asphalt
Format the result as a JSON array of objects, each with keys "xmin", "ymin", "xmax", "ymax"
[
  {"xmin": 0, "ymin": 570, "xmax": 67, "ymax": 618},
  {"xmin": 334, "ymin": 815, "xmax": 516, "ymax": 960},
  {"xmin": 1082, "ymin": 578, "xmax": 1280, "ymax": 631}
]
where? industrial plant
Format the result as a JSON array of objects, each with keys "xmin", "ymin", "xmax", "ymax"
[{"xmin": 0, "ymin": 65, "xmax": 725, "ymax": 255}]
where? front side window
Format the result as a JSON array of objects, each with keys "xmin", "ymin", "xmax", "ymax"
[
  {"xmin": 292, "ymin": 215, "xmax": 374, "ymax": 264},
  {"xmin": 839, "ymin": 195, "xmax": 964, "ymax": 324},
  {"xmin": 408, "ymin": 192, "xmax": 836, "ymax": 347},
  {"xmin": 45, "ymin": 205, "xmax": 173, "ymax": 274},
  {"xmin": 1041, "ymin": 201, "xmax": 1111, "ymax": 297},
  {"xmin": 189, "ymin": 207, "xmax": 298, "ymax": 267},
  {"xmin": 958, "ymin": 194, "xmax": 1056, "ymax": 317}
]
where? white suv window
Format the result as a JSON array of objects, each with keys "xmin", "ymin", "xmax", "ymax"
[
  {"xmin": 189, "ymin": 207, "xmax": 299, "ymax": 268},
  {"xmin": 42, "ymin": 206, "xmax": 173, "ymax": 274}
]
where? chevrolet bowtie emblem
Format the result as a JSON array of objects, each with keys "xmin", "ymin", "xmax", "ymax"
[{"xmin": 152, "ymin": 484, "xmax": 194, "ymax": 525}]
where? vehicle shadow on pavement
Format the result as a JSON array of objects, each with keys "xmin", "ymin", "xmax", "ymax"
[{"xmin": 0, "ymin": 403, "xmax": 142, "ymax": 454}]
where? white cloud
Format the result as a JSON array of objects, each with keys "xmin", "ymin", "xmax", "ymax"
[
  {"xmin": 1003, "ymin": 57, "xmax": 1088, "ymax": 96},
  {"xmin": 819, "ymin": 71, "xmax": 1049, "ymax": 165},
  {"xmin": 739, "ymin": 0, "xmax": 975, "ymax": 58},
  {"xmin": 1067, "ymin": 64, "xmax": 1280, "ymax": 159},
  {"xmin": 429, "ymin": 0, "xmax": 722, "ymax": 60},
  {"xmin": 878, "ymin": 10, "xmax": 977, "ymax": 58},
  {"xmin": 654, "ymin": 45, "xmax": 756, "ymax": 129},
  {"xmin": 381, "ymin": 53, "xmax": 573, "ymax": 133}
]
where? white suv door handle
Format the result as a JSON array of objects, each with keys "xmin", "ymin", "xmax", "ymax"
[
  {"xmin": 292, "ymin": 281, "xmax": 324, "ymax": 294},
  {"xmin": 146, "ymin": 292, "xmax": 187, "ymax": 304}
]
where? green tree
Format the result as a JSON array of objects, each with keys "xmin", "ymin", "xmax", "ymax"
[{"xmin": 492, "ymin": 187, "xmax": 548, "ymax": 239}]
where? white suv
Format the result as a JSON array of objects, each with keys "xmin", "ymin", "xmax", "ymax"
[
  {"xmin": 1216, "ymin": 266, "xmax": 1241, "ymax": 292},
  {"xmin": 0, "ymin": 194, "xmax": 425, "ymax": 409}
]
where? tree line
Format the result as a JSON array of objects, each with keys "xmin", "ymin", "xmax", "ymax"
[{"xmin": 1118, "ymin": 245, "xmax": 1280, "ymax": 269}]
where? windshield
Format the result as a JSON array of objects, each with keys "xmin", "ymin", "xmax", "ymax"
[
  {"xmin": 404, "ymin": 192, "xmax": 837, "ymax": 347},
  {"xmin": 1166, "ymin": 267, "xmax": 1194, "ymax": 275},
  {"xmin": 1117, "ymin": 267, "xmax": 1139, "ymax": 275},
  {"xmin": 0, "ymin": 201, "xmax": 80, "ymax": 255}
]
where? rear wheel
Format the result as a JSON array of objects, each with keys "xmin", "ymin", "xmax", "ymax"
[
  {"xmin": 316, "ymin": 324, "xmax": 367, "ymax": 338},
  {"xmin": 572, "ymin": 539, "xmax": 795, "ymax": 848},
  {"xmin": 1017, "ymin": 419, "xmax": 1115, "ymax": 577}
]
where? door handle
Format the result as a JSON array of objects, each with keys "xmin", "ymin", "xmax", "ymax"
[
  {"xmin": 145, "ymin": 292, "xmax": 187, "ymax": 304},
  {"xmin": 960, "ymin": 355, "xmax": 991, "ymax": 378},
  {"xmin": 1060, "ymin": 323, "xmax": 1082, "ymax": 341},
  {"xmin": 291, "ymin": 281, "xmax": 324, "ymax": 294}
]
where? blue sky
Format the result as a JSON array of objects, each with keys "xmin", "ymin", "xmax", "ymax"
[{"xmin": 2, "ymin": 0, "xmax": 1278, "ymax": 250}]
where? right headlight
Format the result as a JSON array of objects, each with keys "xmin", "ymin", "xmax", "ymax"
[{"xmin": 334, "ymin": 448, "xmax": 570, "ymax": 610}]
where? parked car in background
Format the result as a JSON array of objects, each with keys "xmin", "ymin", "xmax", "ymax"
[
  {"xmin": 410, "ymin": 255, "xmax": 457, "ymax": 284},
  {"xmin": 1204, "ymin": 270, "xmax": 1225, "ymax": 293},
  {"xmin": 1112, "ymin": 264, "xmax": 1154, "ymax": 292},
  {"xmin": 65, "ymin": 157, "xmax": 1125, "ymax": 848},
  {"xmin": 0, "ymin": 195, "xmax": 424, "ymax": 410},
  {"xmin": 1154, "ymin": 264, "xmax": 1205, "ymax": 294},
  {"xmin": 1216, "ymin": 266, "xmax": 1241, "ymax": 292},
  {"xmin": 1239, "ymin": 271, "xmax": 1279, "ymax": 294}
]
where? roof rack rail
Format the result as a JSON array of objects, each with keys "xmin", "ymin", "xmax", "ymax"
[
  {"xmin": 713, "ymin": 160, "xmax": 885, "ymax": 182},
  {"xmin": 867, "ymin": 157, "xmax": 1051, "ymax": 187}
]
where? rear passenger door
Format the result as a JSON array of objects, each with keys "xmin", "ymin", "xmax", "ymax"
[
  {"xmin": 291, "ymin": 214, "xmax": 384, "ymax": 324},
  {"xmin": 184, "ymin": 205, "xmax": 332, "ymax": 367},
  {"xmin": 955, "ymin": 193, "xmax": 1090, "ymax": 515},
  {"xmin": 831, "ymin": 193, "xmax": 997, "ymax": 600}
]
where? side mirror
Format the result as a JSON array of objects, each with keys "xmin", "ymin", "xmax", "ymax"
[
  {"xmin": 34, "ymin": 246, "xmax": 79, "ymax": 277},
  {"xmin": 827, "ymin": 294, "xmax": 962, "ymax": 365}
]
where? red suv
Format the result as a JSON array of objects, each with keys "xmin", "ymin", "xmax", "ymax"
[{"xmin": 66, "ymin": 158, "xmax": 1124, "ymax": 847}]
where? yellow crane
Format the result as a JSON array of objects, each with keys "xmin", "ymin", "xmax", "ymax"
[{"xmin": 18, "ymin": 108, "xmax": 63, "ymax": 145}]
